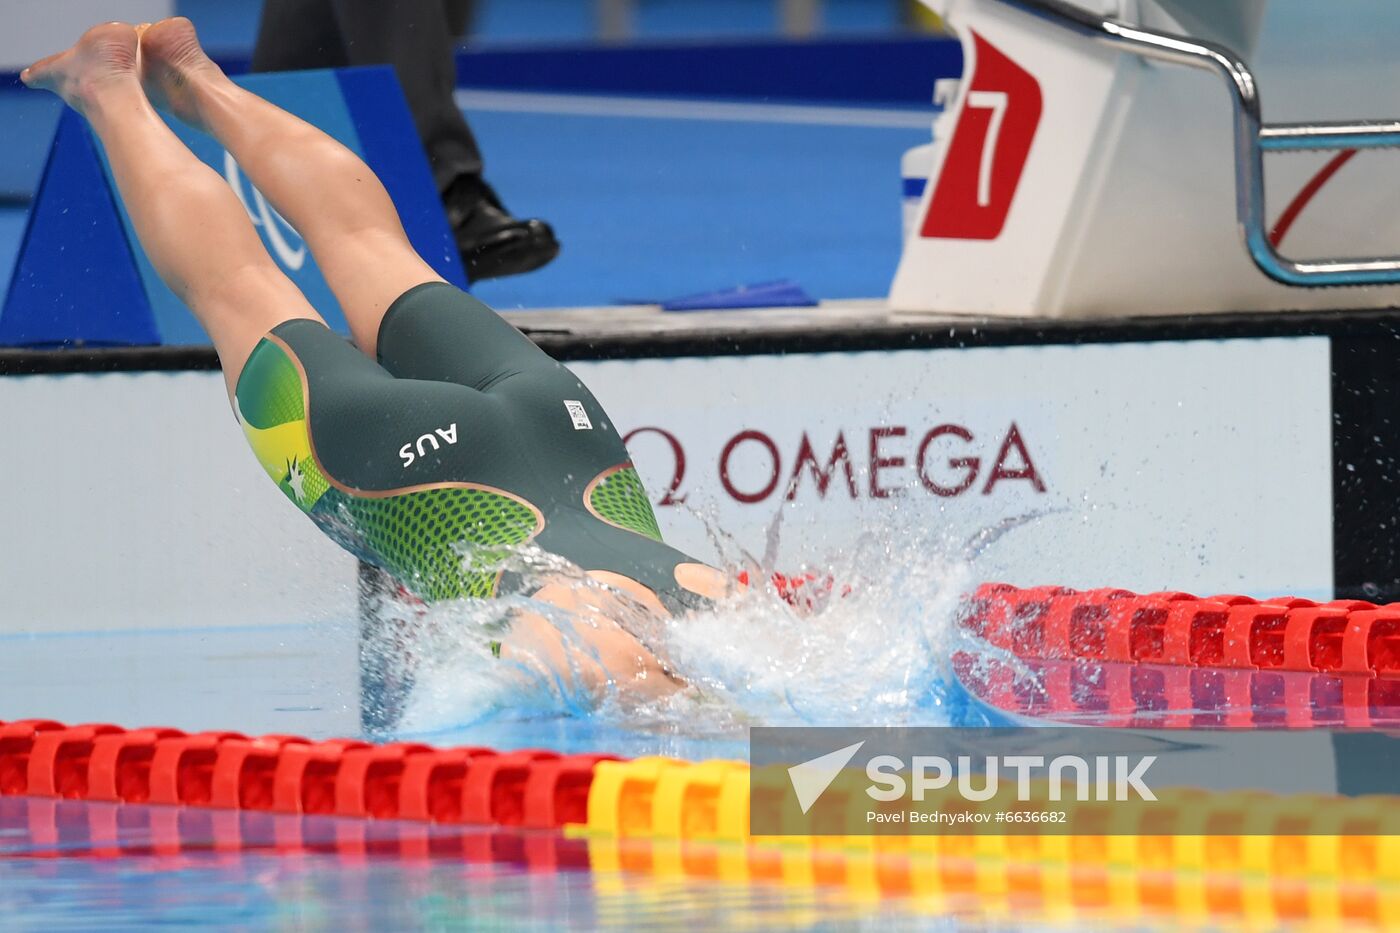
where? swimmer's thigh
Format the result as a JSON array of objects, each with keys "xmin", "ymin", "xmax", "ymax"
[
  {"xmin": 234, "ymin": 318, "xmax": 498, "ymax": 505},
  {"xmin": 373, "ymin": 280, "xmax": 634, "ymax": 481},
  {"xmin": 374, "ymin": 281, "xmax": 549, "ymax": 390},
  {"xmin": 368, "ymin": 283, "xmax": 657, "ymax": 540}
]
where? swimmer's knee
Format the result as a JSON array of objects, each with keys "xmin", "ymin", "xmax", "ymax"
[
  {"xmin": 190, "ymin": 261, "xmax": 305, "ymax": 323},
  {"xmin": 313, "ymin": 225, "xmax": 431, "ymax": 282}
]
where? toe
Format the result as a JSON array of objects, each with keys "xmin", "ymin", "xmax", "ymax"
[{"xmin": 20, "ymin": 50, "xmax": 64, "ymax": 89}]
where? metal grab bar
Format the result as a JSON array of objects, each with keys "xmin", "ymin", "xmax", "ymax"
[
  {"xmin": 995, "ymin": 0, "xmax": 1400, "ymax": 287},
  {"xmin": 1259, "ymin": 123, "xmax": 1400, "ymax": 152}
]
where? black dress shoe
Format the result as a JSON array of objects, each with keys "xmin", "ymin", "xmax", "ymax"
[{"xmin": 443, "ymin": 174, "xmax": 560, "ymax": 282}]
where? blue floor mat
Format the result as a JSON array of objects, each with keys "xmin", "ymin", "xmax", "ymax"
[{"xmin": 466, "ymin": 104, "xmax": 924, "ymax": 309}]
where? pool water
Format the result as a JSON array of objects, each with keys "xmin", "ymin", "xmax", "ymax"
[
  {"xmin": 4, "ymin": 611, "xmax": 1396, "ymax": 929},
  {"xmin": 0, "ymin": 800, "xmax": 951, "ymax": 931},
  {"xmin": 0, "ymin": 522, "xmax": 1391, "ymax": 930},
  {"xmin": 0, "ymin": 793, "xmax": 1055, "ymax": 931}
]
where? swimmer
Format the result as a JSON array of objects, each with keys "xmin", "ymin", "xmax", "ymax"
[{"xmin": 23, "ymin": 20, "xmax": 732, "ymax": 702}]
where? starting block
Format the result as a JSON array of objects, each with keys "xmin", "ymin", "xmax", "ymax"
[
  {"xmin": 0, "ymin": 66, "xmax": 465, "ymax": 347},
  {"xmin": 892, "ymin": 0, "xmax": 1400, "ymax": 316}
]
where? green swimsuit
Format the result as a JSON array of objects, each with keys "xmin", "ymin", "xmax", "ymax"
[{"xmin": 233, "ymin": 282, "xmax": 701, "ymax": 611}]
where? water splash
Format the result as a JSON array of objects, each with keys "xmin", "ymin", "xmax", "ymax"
[{"xmin": 383, "ymin": 507, "xmax": 1047, "ymax": 740}]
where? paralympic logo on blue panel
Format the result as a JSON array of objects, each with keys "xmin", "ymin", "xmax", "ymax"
[
  {"xmin": 221, "ymin": 152, "xmax": 307, "ymax": 273},
  {"xmin": 107, "ymin": 69, "xmax": 362, "ymax": 344}
]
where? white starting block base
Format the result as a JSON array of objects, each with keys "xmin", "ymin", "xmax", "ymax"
[{"xmin": 892, "ymin": 0, "xmax": 1400, "ymax": 316}]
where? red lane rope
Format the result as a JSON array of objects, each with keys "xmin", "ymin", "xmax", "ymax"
[
  {"xmin": 961, "ymin": 583, "xmax": 1400, "ymax": 676},
  {"xmin": 1269, "ymin": 148, "xmax": 1359, "ymax": 248},
  {"xmin": 0, "ymin": 719, "xmax": 619, "ymax": 827}
]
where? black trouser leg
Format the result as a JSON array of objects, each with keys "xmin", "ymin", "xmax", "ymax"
[
  {"xmin": 444, "ymin": 0, "xmax": 478, "ymax": 38},
  {"xmin": 330, "ymin": 0, "xmax": 484, "ymax": 190},
  {"xmin": 251, "ymin": 0, "xmax": 350, "ymax": 71},
  {"xmin": 251, "ymin": 0, "xmax": 557, "ymax": 282},
  {"xmin": 252, "ymin": 0, "xmax": 484, "ymax": 191}
]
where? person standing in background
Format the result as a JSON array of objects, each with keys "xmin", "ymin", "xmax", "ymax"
[{"xmin": 252, "ymin": 0, "xmax": 559, "ymax": 283}]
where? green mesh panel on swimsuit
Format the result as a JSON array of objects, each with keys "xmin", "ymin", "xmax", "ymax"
[
  {"xmin": 313, "ymin": 486, "xmax": 539, "ymax": 601},
  {"xmin": 588, "ymin": 466, "xmax": 662, "ymax": 541}
]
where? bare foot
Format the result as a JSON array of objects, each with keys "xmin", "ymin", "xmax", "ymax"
[
  {"xmin": 138, "ymin": 17, "xmax": 223, "ymax": 131},
  {"xmin": 21, "ymin": 22, "xmax": 140, "ymax": 112}
]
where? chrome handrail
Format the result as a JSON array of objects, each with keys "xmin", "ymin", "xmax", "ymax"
[{"xmin": 995, "ymin": 0, "xmax": 1400, "ymax": 287}]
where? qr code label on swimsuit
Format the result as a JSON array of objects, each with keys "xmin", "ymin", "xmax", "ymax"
[{"xmin": 564, "ymin": 400, "xmax": 593, "ymax": 430}]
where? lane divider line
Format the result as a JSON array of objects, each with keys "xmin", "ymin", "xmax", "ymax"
[
  {"xmin": 2, "ymin": 717, "xmax": 1398, "ymax": 925},
  {"xmin": 961, "ymin": 583, "xmax": 1400, "ymax": 677},
  {"xmin": 454, "ymin": 89, "xmax": 936, "ymax": 129}
]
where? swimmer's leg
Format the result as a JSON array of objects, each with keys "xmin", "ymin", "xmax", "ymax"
[
  {"xmin": 21, "ymin": 23, "xmax": 324, "ymax": 396},
  {"xmin": 138, "ymin": 17, "xmax": 441, "ymax": 358}
]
